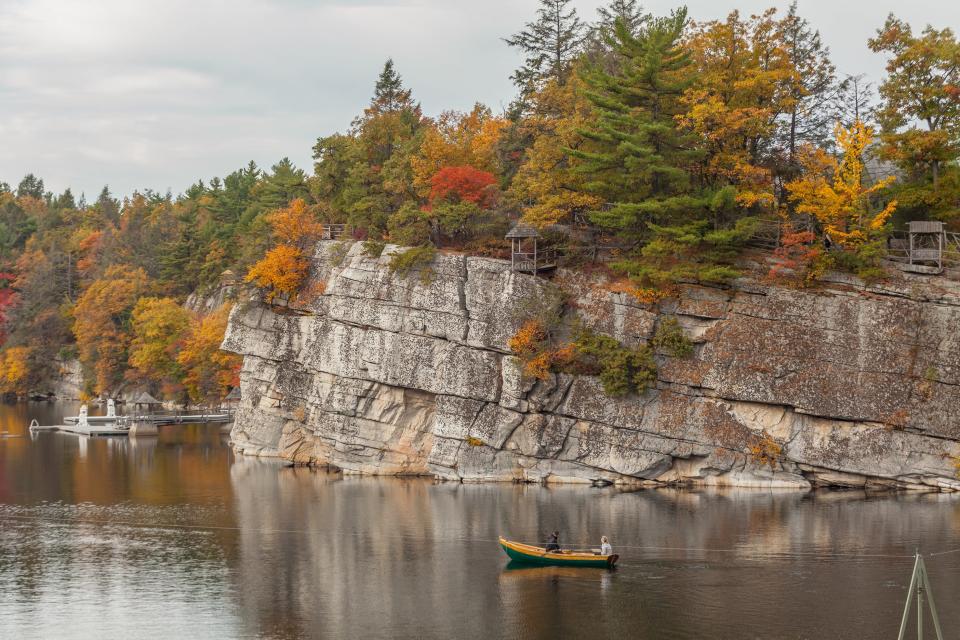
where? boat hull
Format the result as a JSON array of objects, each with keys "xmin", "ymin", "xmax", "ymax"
[{"xmin": 499, "ymin": 537, "xmax": 618, "ymax": 568}]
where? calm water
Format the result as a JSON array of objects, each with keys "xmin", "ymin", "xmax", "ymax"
[{"xmin": 1, "ymin": 402, "xmax": 960, "ymax": 639}]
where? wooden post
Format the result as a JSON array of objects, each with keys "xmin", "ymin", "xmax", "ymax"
[{"xmin": 533, "ymin": 237, "xmax": 538, "ymax": 273}]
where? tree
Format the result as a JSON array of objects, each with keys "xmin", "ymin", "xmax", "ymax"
[
  {"xmin": 72, "ymin": 264, "xmax": 151, "ymax": 394},
  {"xmin": 786, "ymin": 120, "xmax": 896, "ymax": 257},
  {"xmin": 265, "ymin": 198, "xmax": 324, "ymax": 248},
  {"xmin": 16, "ymin": 174, "xmax": 44, "ymax": 199},
  {"xmin": 245, "ymin": 245, "xmax": 310, "ymax": 302},
  {"xmin": 368, "ymin": 59, "xmax": 418, "ymax": 116},
  {"xmin": 177, "ymin": 304, "xmax": 241, "ymax": 405},
  {"xmin": 570, "ymin": 10, "xmax": 702, "ymax": 237},
  {"xmin": 680, "ymin": 9, "xmax": 794, "ymax": 214},
  {"xmin": 504, "ymin": 0, "xmax": 586, "ymax": 92},
  {"xmin": 128, "ymin": 297, "xmax": 192, "ymax": 386},
  {"xmin": 595, "ymin": 0, "xmax": 649, "ymax": 39},
  {"xmin": 779, "ymin": 2, "xmax": 838, "ymax": 167},
  {"xmin": 869, "ymin": 15, "xmax": 960, "ymax": 219},
  {"xmin": 428, "ymin": 166, "xmax": 498, "ymax": 209}
]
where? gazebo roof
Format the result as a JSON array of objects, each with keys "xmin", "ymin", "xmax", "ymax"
[
  {"xmin": 130, "ymin": 390, "xmax": 162, "ymax": 405},
  {"xmin": 224, "ymin": 387, "xmax": 241, "ymax": 401},
  {"xmin": 505, "ymin": 222, "xmax": 542, "ymax": 239}
]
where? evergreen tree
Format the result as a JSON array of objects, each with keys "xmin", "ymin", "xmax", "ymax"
[
  {"xmin": 595, "ymin": 0, "xmax": 649, "ymax": 38},
  {"xmin": 504, "ymin": 0, "xmax": 585, "ymax": 92},
  {"xmin": 367, "ymin": 59, "xmax": 418, "ymax": 116},
  {"xmin": 16, "ymin": 174, "xmax": 44, "ymax": 199},
  {"xmin": 571, "ymin": 10, "xmax": 702, "ymax": 237},
  {"xmin": 835, "ymin": 73, "xmax": 875, "ymax": 129},
  {"xmin": 779, "ymin": 2, "xmax": 838, "ymax": 168}
]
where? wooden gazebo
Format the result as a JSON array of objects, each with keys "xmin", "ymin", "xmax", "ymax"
[
  {"xmin": 506, "ymin": 223, "xmax": 558, "ymax": 273},
  {"xmin": 130, "ymin": 390, "xmax": 163, "ymax": 414}
]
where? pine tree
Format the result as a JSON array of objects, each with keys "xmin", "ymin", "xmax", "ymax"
[
  {"xmin": 570, "ymin": 10, "xmax": 703, "ymax": 238},
  {"xmin": 504, "ymin": 0, "xmax": 585, "ymax": 92},
  {"xmin": 779, "ymin": 2, "xmax": 838, "ymax": 168},
  {"xmin": 16, "ymin": 174, "xmax": 44, "ymax": 199},
  {"xmin": 368, "ymin": 59, "xmax": 418, "ymax": 116},
  {"xmin": 595, "ymin": 0, "xmax": 649, "ymax": 38}
]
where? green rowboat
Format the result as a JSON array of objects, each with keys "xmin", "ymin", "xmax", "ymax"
[{"xmin": 499, "ymin": 537, "xmax": 619, "ymax": 568}]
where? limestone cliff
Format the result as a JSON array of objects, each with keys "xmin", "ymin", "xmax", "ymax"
[{"xmin": 222, "ymin": 241, "xmax": 960, "ymax": 491}]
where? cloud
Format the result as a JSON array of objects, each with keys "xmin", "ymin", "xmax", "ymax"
[{"xmin": 0, "ymin": 0, "xmax": 958, "ymax": 197}]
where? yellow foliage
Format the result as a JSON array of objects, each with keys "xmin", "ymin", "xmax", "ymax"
[
  {"xmin": 128, "ymin": 297, "xmax": 193, "ymax": 384},
  {"xmin": 0, "ymin": 346, "xmax": 33, "ymax": 394},
  {"xmin": 786, "ymin": 120, "xmax": 897, "ymax": 248},
  {"xmin": 747, "ymin": 431, "xmax": 783, "ymax": 468},
  {"xmin": 608, "ymin": 280, "xmax": 672, "ymax": 305},
  {"xmin": 509, "ymin": 77, "xmax": 604, "ymax": 227},
  {"xmin": 177, "ymin": 304, "xmax": 241, "ymax": 405},
  {"xmin": 245, "ymin": 245, "xmax": 310, "ymax": 302},
  {"xmin": 410, "ymin": 104, "xmax": 508, "ymax": 197},
  {"xmin": 73, "ymin": 264, "xmax": 151, "ymax": 394}
]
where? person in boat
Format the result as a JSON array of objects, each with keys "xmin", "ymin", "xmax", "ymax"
[
  {"xmin": 600, "ymin": 536, "xmax": 612, "ymax": 556},
  {"xmin": 544, "ymin": 531, "xmax": 560, "ymax": 553}
]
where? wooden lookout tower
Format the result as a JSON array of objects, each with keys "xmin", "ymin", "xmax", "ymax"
[
  {"xmin": 506, "ymin": 223, "xmax": 558, "ymax": 274},
  {"xmin": 905, "ymin": 221, "xmax": 946, "ymax": 274}
]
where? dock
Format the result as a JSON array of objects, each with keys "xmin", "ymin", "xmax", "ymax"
[{"xmin": 29, "ymin": 405, "xmax": 235, "ymax": 438}]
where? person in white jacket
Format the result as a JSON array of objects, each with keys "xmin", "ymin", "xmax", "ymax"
[{"xmin": 600, "ymin": 536, "xmax": 612, "ymax": 556}]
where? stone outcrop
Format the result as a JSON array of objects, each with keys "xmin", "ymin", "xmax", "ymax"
[{"xmin": 222, "ymin": 241, "xmax": 960, "ymax": 491}]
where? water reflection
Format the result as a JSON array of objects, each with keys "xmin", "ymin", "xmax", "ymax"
[{"xmin": 2, "ymin": 402, "xmax": 960, "ymax": 639}]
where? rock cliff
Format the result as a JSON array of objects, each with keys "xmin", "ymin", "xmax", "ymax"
[{"xmin": 222, "ymin": 241, "xmax": 960, "ymax": 490}]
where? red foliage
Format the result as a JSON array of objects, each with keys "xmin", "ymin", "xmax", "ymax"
[
  {"xmin": 767, "ymin": 228, "xmax": 824, "ymax": 285},
  {"xmin": 428, "ymin": 165, "xmax": 498, "ymax": 209},
  {"xmin": 0, "ymin": 271, "xmax": 16, "ymax": 346}
]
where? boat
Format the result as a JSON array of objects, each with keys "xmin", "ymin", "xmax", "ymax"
[{"xmin": 498, "ymin": 537, "xmax": 619, "ymax": 568}]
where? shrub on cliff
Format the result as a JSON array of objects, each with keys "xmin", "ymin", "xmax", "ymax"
[
  {"xmin": 652, "ymin": 317, "xmax": 693, "ymax": 358},
  {"xmin": 387, "ymin": 245, "xmax": 436, "ymax": 283}
]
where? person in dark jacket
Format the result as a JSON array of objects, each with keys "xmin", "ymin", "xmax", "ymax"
[{"xmin": 545, "ymin": 531, "xmax": 560, "ymax": 552}]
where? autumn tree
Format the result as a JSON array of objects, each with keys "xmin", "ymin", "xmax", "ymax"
[
  {"xmin": 869, "ymin": 15, "xmax": 960, "ymax": 220},
  {"xmin": 73, "ymin": 265, "xmax": 151, "ymax": 394},
  {"xmin": 128, "ymin": 297, "xmax": 192, "ymax": 388},
  {"xmin": 177, "ymin": 304, "xmax": 241, "ymax": 405},
  {"xmin": 786, "ymin": 119, "xmax": 897, "ymax": 278},
  {"xmin": 409, "ymin": 104, "xmax": 507, "ymax": 197}
]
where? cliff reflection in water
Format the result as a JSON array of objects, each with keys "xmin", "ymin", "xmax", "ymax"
[
  {"xmin": 229, "ymin": 462, "xmax": 960, "ymax": 640},
  {"xmin": 4, "ymin": 401, "xmax": 960, "ymax": 639}
]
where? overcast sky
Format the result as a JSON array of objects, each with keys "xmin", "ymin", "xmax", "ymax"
[{"xmin": 0, "ymin": 0, "xmax": 957, "ymax": 199}]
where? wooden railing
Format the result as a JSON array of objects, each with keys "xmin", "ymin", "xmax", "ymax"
[
  {"xmin": 322, "ymin": 224, "xmax": 350, "ymax": 240},
  {"xmin": 512, "ymin": 248, "xmax": 558, "ymax": 273}
]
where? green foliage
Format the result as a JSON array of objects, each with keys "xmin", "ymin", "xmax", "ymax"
[
  {"xmin": 387, "ymin": 245, "xmax": 437, "ymax": 283},
  {"xmin": 572, "ymin": 328, "xmax": 657, "ymax": 397},
  {"xmin": 386, "ymin": 203, "xmax": 432, "ymax": 246},
  {"xmin": 361, "ymin": 240, "xmax": 386, "ymax": 259},
  {"xmin": 652, "ymin": 317, "xmax": 693, "ymax": 358}
]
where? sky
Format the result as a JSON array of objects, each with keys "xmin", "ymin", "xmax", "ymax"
[{"xmin": 0, "ymin": 0, "xmax": 957, "ymax": 199}]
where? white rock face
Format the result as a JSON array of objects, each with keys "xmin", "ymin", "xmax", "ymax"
[{"xmin": 223, "ymin": 241, "xmax": 960, "ymax": 490}]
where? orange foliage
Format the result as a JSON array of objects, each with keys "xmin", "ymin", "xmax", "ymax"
[
  {"xmin": 767, "ymin": 227, "xmax": 826, "ymax": 285},
  {"xmin": 508, "ymin": 320, "xmax": 548, "ymax": 357},
  {"xmin": 245, "ymin": 245, "xmax": 310, "ymax": 302},
  {"xmin": 428, "ymin": 166, "xmax": 498, "ymax": 209},
  {"xmin": 608, "ymin": 280, "xmax": 672, "ymax": 305},
  {"xmin": 73, "ymin": 264, "xmax": 150, "ymax": 394},
  {"xmin": 266, "ymin": 198, "xmax": 324, "ymax": 247},
  {"xmin": 177, "ymin": 305, "xmax": 241, "ymax": 405},
  {"xmin": 128, "ymin": 297, "xmax": 192, "ymax": 384}
]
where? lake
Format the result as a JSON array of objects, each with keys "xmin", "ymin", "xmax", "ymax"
[{"xmin": 1, "ymin": 401, "xmax": 959, "ymax": 639}]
